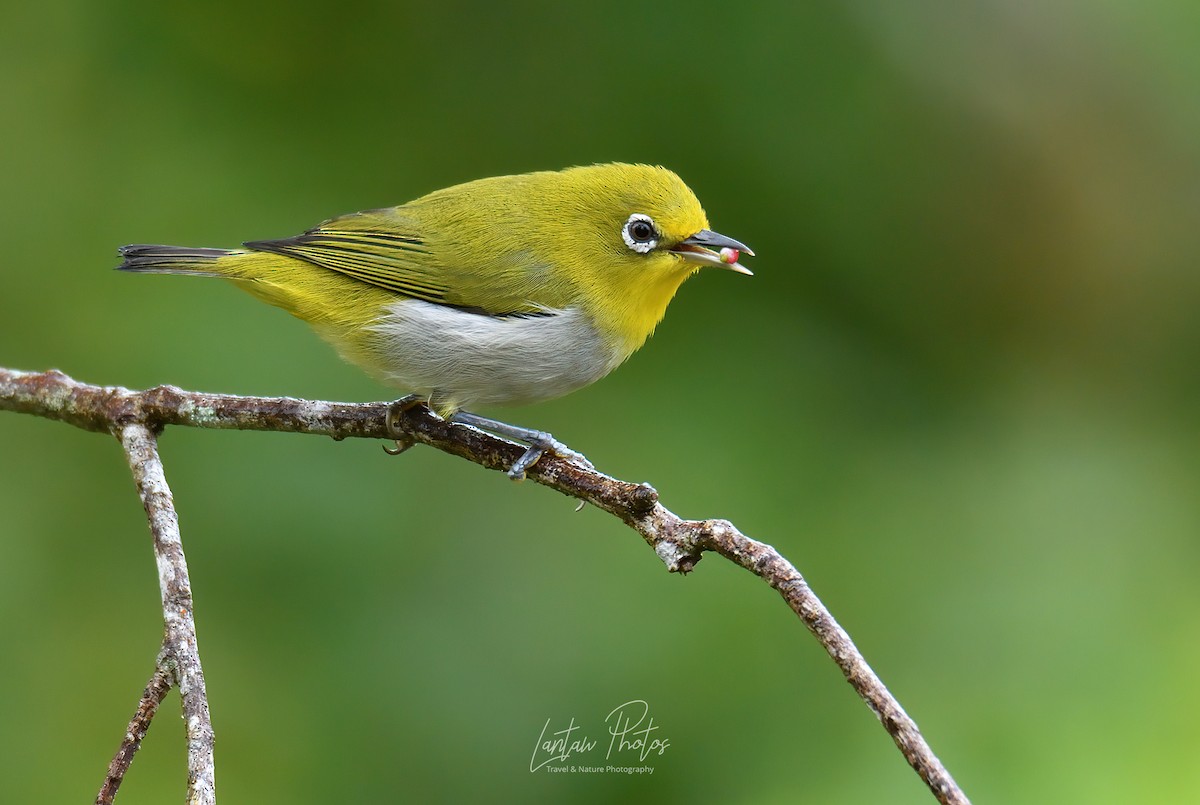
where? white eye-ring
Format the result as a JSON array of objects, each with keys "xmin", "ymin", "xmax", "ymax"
[{"xmin": 622, "ymin": 213, "xmax": 658, "ymax": 254}]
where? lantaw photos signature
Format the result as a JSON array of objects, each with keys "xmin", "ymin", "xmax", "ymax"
[{"xmin": 530, "ymin": 700, "xmax": 671, "ymax": 773}]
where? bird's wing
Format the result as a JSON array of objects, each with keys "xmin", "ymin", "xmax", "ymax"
[{"xmin": 244, "ymin": 207, "xmax": 457, "ymax": 306}]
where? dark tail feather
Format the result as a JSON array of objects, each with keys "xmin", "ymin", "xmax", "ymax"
[{"xmin": 116, "ymin": 244, "xmax": 236, "ymax": 276}]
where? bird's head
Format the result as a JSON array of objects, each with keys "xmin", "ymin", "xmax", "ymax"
[
  {"xmin": 558, "ymin": 162, "xmax": 753, "ymax": 276},
  {"xmin": 543, "ymin": 163, "xmax": 753, "ymax": 348}
]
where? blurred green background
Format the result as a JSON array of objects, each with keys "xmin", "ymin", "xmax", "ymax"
[{"xmin": 2, "ymin": 1, "xmax": 1198, "ymax": 802}]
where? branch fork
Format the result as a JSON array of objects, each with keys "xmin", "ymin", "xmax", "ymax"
[{"xmin": 0, "ymin": 368, "xmax": 969, "ymax": 805}]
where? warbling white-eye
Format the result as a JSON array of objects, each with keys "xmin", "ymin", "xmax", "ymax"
[{"xmin": 118, "ymin": 163, "xmax": 753, "ymax": 478}]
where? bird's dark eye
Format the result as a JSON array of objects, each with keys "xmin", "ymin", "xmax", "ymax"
[{"xmin": 622, "ymin": 213, "xmax": 658, "ymax": 254}]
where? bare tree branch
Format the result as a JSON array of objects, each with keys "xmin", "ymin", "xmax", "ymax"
[
  {"xmin": 96, "ymin": 663, "xmax": 172, "ymax": 805},
  {"xmin": 117, "ymin": 423, "xmax": 216, "ymax": 805},
  {"xmin": 1, "ymin": 367, "xmax": 969, "ymax": 805}
]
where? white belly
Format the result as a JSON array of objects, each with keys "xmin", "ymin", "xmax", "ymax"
[{"xmin": 366, "ymin": 299, "xmax": 626, "ymax": 410}]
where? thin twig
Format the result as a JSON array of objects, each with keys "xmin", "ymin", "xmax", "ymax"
[
  {"xmin": 96, "ymin": 663, "xmax": 172, "ymax": 805},
  {"xmin": 1, "ymin": 367, "xmax": 968, "ymax": 805},
  {"xmin": 116, "ymin": 423, "xmax": 216, "ymax": 805}
]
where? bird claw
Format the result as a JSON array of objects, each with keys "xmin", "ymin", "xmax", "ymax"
[
  {"xmin": 382, "ymin": 439, "xmax": 414, "ymax": 456},
  {"xmin": 382, "ymin": 395, "xmax": 425, "ymax": 456},
  {"xmin": 506, "ymin": 432, "xmax": 593, "ymax": 481},
  {"xmin": 507, "ymin": 447, "xmax": 539, "ymax": 481}
]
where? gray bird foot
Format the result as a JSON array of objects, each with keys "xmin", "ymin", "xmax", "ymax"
[{"xmin": 450, "ymin": 411, "xmax": 592, "ymax": 480}]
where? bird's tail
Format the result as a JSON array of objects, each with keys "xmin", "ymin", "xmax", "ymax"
[{"xmin": 116, "ymin": 244, "xmax": 242, "ymax": 276}]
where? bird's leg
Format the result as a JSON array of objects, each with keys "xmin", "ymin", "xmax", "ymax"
[
  {"xmin": 450, "ymin": 411, "xmax": 592, "ymax": 481},
  {"xmin": 383, "ymin": 394, "xmax": 427, "ymax": 455},
  {"xmin": 382, "ymin": 398, "xmax": 590, "ymax": 481}
]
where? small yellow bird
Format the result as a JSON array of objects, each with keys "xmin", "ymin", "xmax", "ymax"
[{"xmin": 119, "ymin": 163, "xmax": 752, "ymax": 477}]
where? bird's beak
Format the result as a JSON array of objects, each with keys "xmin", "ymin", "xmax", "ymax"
[{"xmin": 669, "ymin": 229, "xmax": 755, "ymax": 275}]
